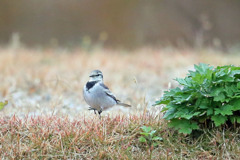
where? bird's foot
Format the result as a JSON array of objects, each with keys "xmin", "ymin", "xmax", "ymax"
[
  {"xmin": 98, "ymin": 110, "xmax": 102, "ymax": 119},
  {"xmin": 88, "ymin": 107, "xmax": 97, "ymax": 114}
]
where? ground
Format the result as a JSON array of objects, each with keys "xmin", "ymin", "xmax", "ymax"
[
  {"xmin": 0, "ymin": 47, "xmax": 239, "ymax": 117},
  {"xmin": 0, "ymin": 46, "xmax": 239, "ymax": 159}
]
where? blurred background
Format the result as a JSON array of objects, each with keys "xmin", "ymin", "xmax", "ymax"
[{"xmin": 1, "ymin": 0, "xmax": 240, "ymax": 49}]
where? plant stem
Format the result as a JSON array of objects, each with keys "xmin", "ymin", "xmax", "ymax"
[{"xmin": 149, "ymin": 145, "xmax": 153, "ymax": 160}]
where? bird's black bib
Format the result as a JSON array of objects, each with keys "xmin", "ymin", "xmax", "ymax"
[{"xmin": 86, "ymin": 81, "xmax": 98, "ymax": 91}]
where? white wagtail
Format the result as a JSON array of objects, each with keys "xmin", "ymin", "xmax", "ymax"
[{"xmin": 83, "ymin": 70, "xmax": 131, "ymax": 117}]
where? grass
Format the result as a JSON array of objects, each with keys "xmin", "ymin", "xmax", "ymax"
[
  {"xmin": 0, "ymin": 46, "xmax": 240, "ymax": 159},
  {"xmin": 0, "ymin": 47, "xmax": 240, "ymax": 117},
  {"xmin": 0, "ymin": 114, "xmax": 240, "ymax": 159}
]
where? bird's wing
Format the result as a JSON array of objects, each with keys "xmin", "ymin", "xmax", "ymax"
[{"xmin": 100, "ymin": 83, "xmax": 120, "ymax": 103}]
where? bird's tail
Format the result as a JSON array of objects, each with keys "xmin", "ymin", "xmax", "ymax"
[{"xmin": 117, "ymin": 102, "xmax": 131, "ymax": 107}]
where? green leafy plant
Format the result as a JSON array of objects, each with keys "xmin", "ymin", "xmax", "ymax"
[
  {"xmin": 139, "ymin": 126, "xmax": 162, "ymax": 159},
  {"xmin": 0, "ymin": 101, "xmax": 8, "ymax": 110},
  {"xmin": 154, "ymin": 63, "xmax": 240, "ymax": 134}
]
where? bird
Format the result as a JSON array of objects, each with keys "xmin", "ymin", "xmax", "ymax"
[{"xmin": 83, "ymin": 70, "xmax": 131, "ymax": 117}]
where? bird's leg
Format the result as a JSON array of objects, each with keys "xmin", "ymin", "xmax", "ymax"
[
  {"xmin": 88, "ymin": 107, "xmax": 97, "ymax": 114},
  {"xmin": 98, "ymin": 110, "xmax": 102, "ymax": 119}
]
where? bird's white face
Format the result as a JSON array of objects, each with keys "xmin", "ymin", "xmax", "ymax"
[{"xmin": 89, "ymin": 70, "xmax": 103, "ymax": 82}]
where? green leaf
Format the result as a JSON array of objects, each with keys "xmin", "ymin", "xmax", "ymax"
[
  {"xmin": 141, "ymin": 126, "xmax": 151, "ymax": 133},
  {"xmin": 177, "ymin": 111, "xmax": 201, "ymax": 120},
  {"xmin": 127, "ymin": 147, "xmax": 131, "ymax": 151},
  {"xmin": 230, "ymin": 116, "xmax": 240, "ymax": 123},
  {"xmin": 230, "ymin": 69, "xmax": 240, "ymax": 77},
  {"xmin": 237, "ymin": 82, "xmax": 240, "ymax": 89},
  {"xmin": 213, "ymin": 93, "xmax": 225, "ymax": 102},
  {"xmin": 149, "ymin": 130, "xmax": 156, "ymax": 136},
  {"xmin": 231, "ymin": 99, "xmax": 240, "ymax": 111},
  {"xmin": 225, "ymin": 84, "xmax": 238, "ymax": 98},
  {"xmin": 198, "ymin": 99, "xmax": 209, "ymax": 109},
  {"xmin": 214, "ymin": 104, "xmax": 233, "ymax": 116},
  {"xmin": 207, "ymin": 108, "xmax": 214, "ymax": 116},
  {"xmin": 139, "ymin": 137, "xmax": 147, "ymax": 143},
  {"xmin": 175, "ymin": 77, "xmax": 192, "ymax": 87},
  {"xmin": 213, "ymin": 66, "xmax": 236, "ymax": 83},
  {"xmin": 161, "ymin": 106, "xmax": 169, "ymax": 112},
  {"xmin": 215, "ymin": 67, "xmax": 229, "ymax": 77},
  {"xmin": 216, "ymin": 76, "xmax": 235, "ymax": 83},
  {"xmin": 153, "ymin": 143, "xmax": 158, "ymax": 147},
  {"xmin": 168, "ymin": 119, "xmax": 199, "ymax": 134},
  {"xmin": 173, "ymin": 93, "xmax": 193, "ymax": 104},
  {"xmin": 211, "ymin": 115, "xmax": 227, "ymax": 126},
  {"xmin": 140, "ymin": 132, "xmax": 150, "ymax": 136},
  {"xmin": 163, "ymin": 107, "xmax": 176, "ymax": 120},
  {"xmin": 154, "ymin": 98, "xmax": 170, "ymax": 105},
  {"xmin": 210, "ymin": 87, "xmax": 224, "ymax": 97},
  {"xmin": 0, "ymin": 101, "xmax": 8, "ymax": 110},
  {"xmin": 192, "ymin": 69, "xmax": 213, "ymax": 84},
  {"xmin": 152, "ymin": 136, "xmax": 162, "ymax": 141},
  {"xmin": 194, "ymin": 63, "xmax": 213, "ymax": 75},
  {"xmin": 180, "ymin": 114, "xmax": 193, "ymax": 120}
]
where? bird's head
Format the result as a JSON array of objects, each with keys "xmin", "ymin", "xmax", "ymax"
[{"xmin": 89, "ymin": 70, "xmax": 103, "ymax": 82}]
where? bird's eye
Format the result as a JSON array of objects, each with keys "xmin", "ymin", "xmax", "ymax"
[{"xmin": 90, "ymin": 74, "xmax": 101, "ymax": 77}]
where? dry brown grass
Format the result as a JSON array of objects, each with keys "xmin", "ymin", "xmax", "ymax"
[{"xmin": 0, "ymin": 114, "xmax": 239, "ymax": 159}]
